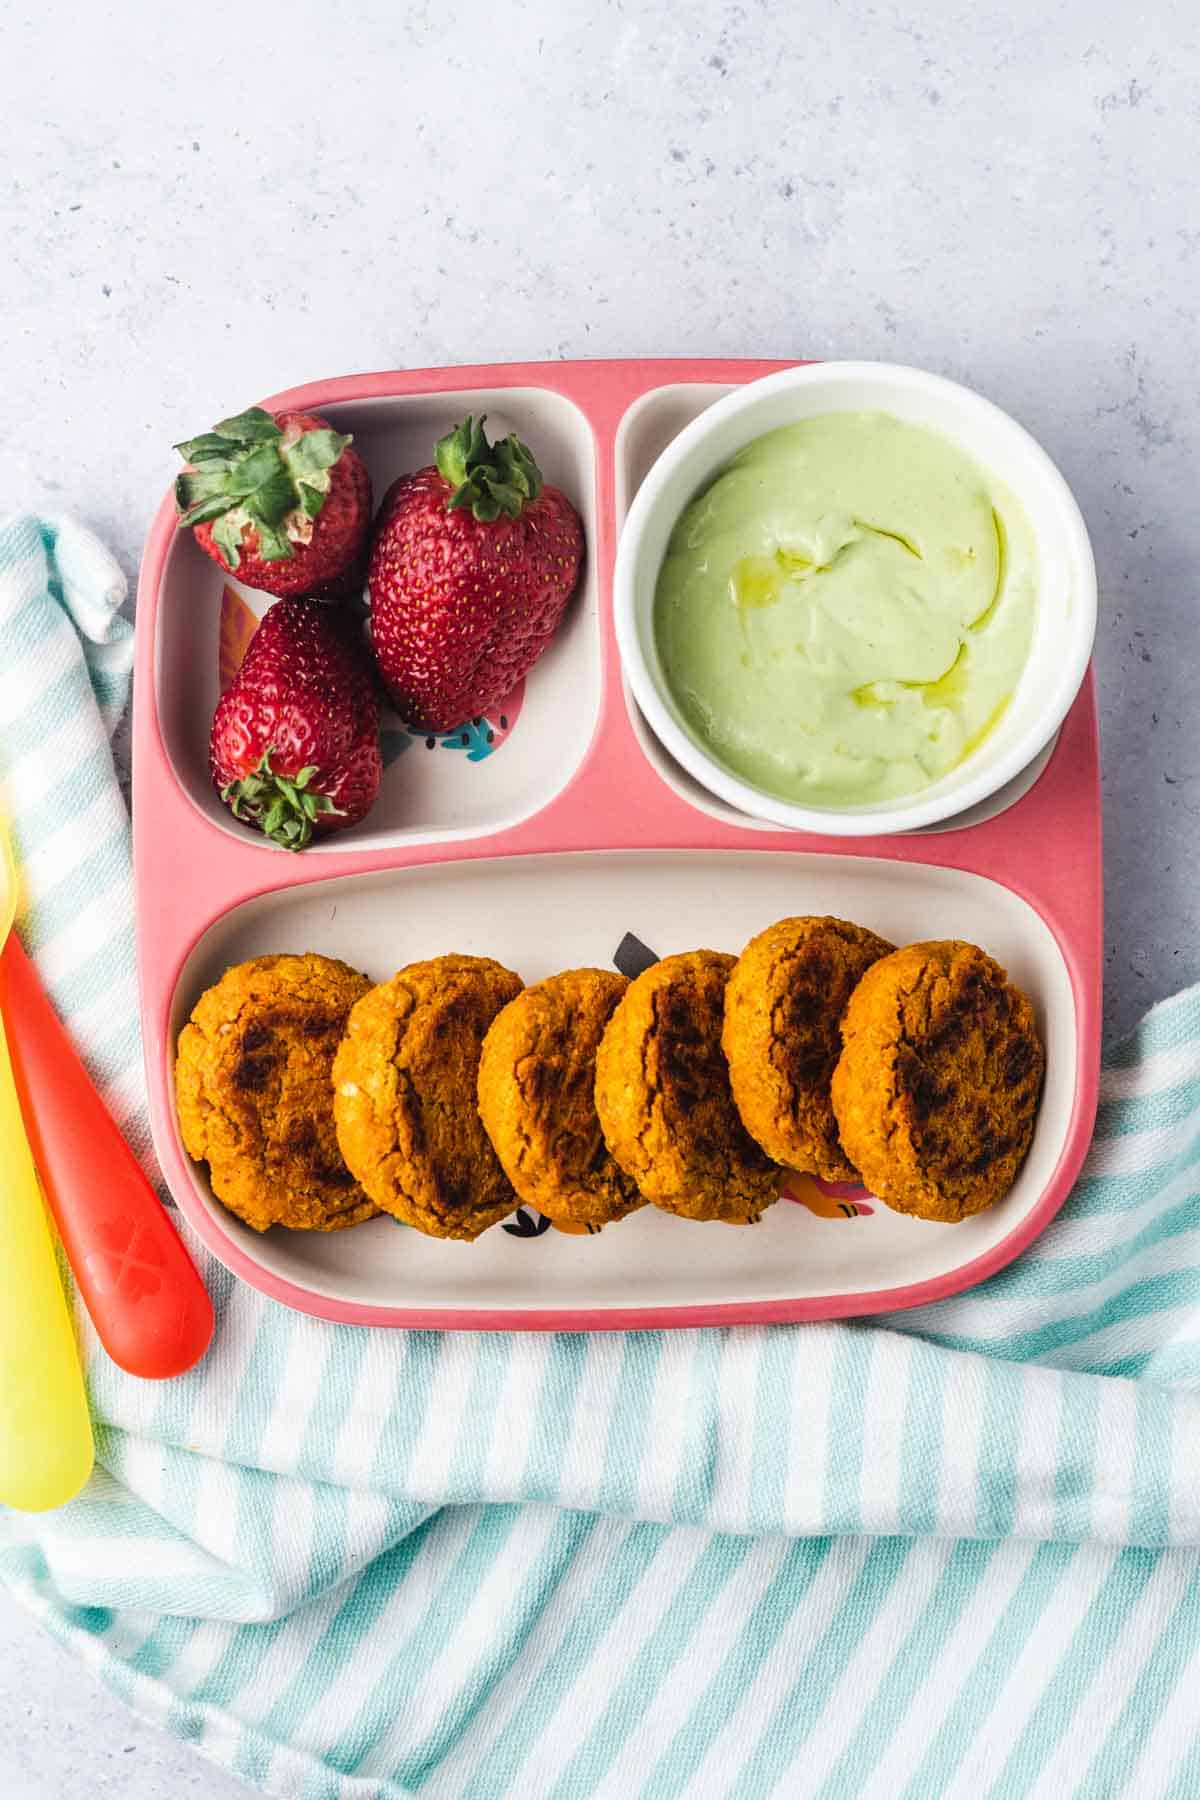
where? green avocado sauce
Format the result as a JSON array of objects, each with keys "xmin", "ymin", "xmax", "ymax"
[{"xmin": 653, "ymin": 411, "xmax": 1038, "ymax": 808}]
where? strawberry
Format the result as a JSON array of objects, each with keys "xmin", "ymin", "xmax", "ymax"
[
  {"xmin": 175, "ymin": 407, "xmax": 372, "ymax": 598},
  {"xmin": 210, "ymin": 600, "xmax": 382, "ymax": 850},
  {"xmin": 367, "ymin": 416, "xmax": 584, "ymax": 730}
]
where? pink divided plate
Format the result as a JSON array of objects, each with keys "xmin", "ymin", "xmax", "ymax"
[{"xmin": 134, "ymin": 360, "xmax": 1101, "ymax": 1331}]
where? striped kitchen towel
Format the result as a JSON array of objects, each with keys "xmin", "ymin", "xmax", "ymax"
[{"xmin": 3, "ymin": 511, "xmax": 1200, "ymax": 1800}]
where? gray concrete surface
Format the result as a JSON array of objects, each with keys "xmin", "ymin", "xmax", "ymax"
[
  {"xmin": 2, "ymin": 0, "xmax": 1197, "ymax": 1791},
  {"xmin": 0, "ymin": 1598, "xmax": 249, "ymax": 1800}
]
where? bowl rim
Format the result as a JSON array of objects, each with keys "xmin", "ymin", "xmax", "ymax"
[{"xmin": 613, "ymin": 358, "xmax": 1098, "ymax": 838}]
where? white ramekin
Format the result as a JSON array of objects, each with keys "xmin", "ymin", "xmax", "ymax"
[{"xmin": 614, "ymin": 361, "xmax": 1097, "ymax": 836}]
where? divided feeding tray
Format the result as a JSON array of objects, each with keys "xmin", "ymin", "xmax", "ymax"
[{"xmin": 133, "ymin": 360, "xmax": 1102, "ymax": 1330}]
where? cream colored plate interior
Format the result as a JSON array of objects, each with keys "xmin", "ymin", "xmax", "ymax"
[{"xmin": 171, "ymin": 849, "xmax": 1074, "ymax": 1315}]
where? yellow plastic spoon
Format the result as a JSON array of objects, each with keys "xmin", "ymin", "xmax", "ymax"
[{"xmin": 0, "ymin": 817, "xmax": 93, "ymax": 1509}]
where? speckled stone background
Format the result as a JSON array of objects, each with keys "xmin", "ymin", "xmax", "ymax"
[{"xmin": 2, "ymin": 0, "xmax": 1196, "ymax": 1791}]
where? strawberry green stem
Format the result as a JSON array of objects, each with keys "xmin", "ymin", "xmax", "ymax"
[
  {"xmin": 434, "ymin": 416, "xmax": 544, "ymax": 523},
  {"xmin": 174, "ymin": 407, "xmax": 352, "ymax": 567},
  {"xmin": 222, "ymin": 750, "xmax": 340, "ymax": 851}
]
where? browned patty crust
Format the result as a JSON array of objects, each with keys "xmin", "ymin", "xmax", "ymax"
[
  {"xmin": 333, "ymin": 954, "xmax": 523, "ymax": 1240},
  {"xmin": 723, "ymin": 915, "xmax": 894, "ymax": 1180},
  {"xmin": 831, "ymin": 939, "xmax": 1044, "ymax": 1223},
  {"xmin": 478, "ymin": 969, "xmax": 642, "ymax": 1230},
  {"xmin": 594, "ymin": 949, "xmax": 780, "ymax": 1223},
  {"xmin": 175, "ymin": 953, "xmax": 377, "ymax": 1233}
]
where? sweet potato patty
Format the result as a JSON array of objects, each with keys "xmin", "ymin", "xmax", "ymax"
[
  {"xmin": 831, "ymin": 939, "xmax": 1044, "ymax": 1222},
  {"xmin": 723, "ymin": 915, "xmax": 894, "ymax": 1180},
  {"xmin": 478, "ymin": 968, "xmax": 643, "ymax": 1230},
  {"xmin": 176, "ymin": 952, "xmax": 376, "ymax": 1232},
  {"xmin": 594, "ymin": 949, "xmax": 779, "ymax": 1223},
  {"xmin": 333, "ymin": 954, "xmax": 523, "ymax": 1240}
]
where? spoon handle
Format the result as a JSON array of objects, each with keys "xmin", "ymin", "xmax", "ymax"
[
  {"xmin": 0, "ymin": 1004, "xmax": 93, "ymax": 1509},
  {"xmin": 0, "ymin": 938, "xmax": 214, "ymax": 1380}
]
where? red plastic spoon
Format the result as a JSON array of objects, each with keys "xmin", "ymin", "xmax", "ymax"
[{"xmin": 0, "ymin": 937, "xmax": 214, "ymax": 1379}]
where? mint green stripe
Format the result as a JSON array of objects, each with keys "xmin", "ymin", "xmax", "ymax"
[
  {"xmin": 465, "ymin": 1518, "xmax": 656, "ymax": 1799},
  {"xmin": 416, "ymin": 1510, "xmax": 593, "ymax": 1790},
  {"xmin": 20, "ymin": 831, "xmax": 130, "ymax": 950},
  {"xmin": 1067, "ymin": 1140, "xmax": 1200, "ymax": 1214},
  {"xmin": 898, "ymin": 1343, "xmax": 946, "ymax": 1535},
  {"xmin": 63, "ymin": 1603, "xmax": 115, "ymax": 1637},
  {"xmin": 40, "ymin": 1480, "xmax": 172, "ymax": 1541},
  {"xmin": 100, "ymin": 1644, "xmax": 140, "ymax": 1708},
  {"xmin": 1114, "ymin": 1343, "xmax": 1200, "ymax": 1384},
  {"xmin": 728, "ymin": 1538, "xmax": 915, "ymax": 1800},
  {"xmin": 1101, "ymin": 1351, "xmax": 1162, "ymax": 1381},
  {"xmin": 254, "ymin": 1516, "xmax": 442, "ymax": 1748},
  {"xmin": 35, "ymin": 520, "xmax": 66, "ymax": 602},
  {"xmin": 82, "ymin": 1013, "xmax": 143, "ymax": 1093},
  {"xmin": 369, "ymin": 1334, "xmax": 444, "ymax": 1490},
  {"xmin": 1081, "ymin": 1560, "xmax": 1200, "ymax": 1797},
  {"xmin": 232, "ymin": 1733, "xmax": 275, "ymax": 1789},
  {"xmin": 598, "ymin": 1333, "xmax": 664, "ymax": 1514},
  {"xmin": 1032, "ymin": 1273, "xmax": 1200, "ymax": 1381},
  {"xmin": 521, "ymin": 1334, "xmax": 586, "ymax": 1497},
  {"xmin": 670, "ymin": 1333, "xmax": 724, "ymax": 1518},
  {"xmin": 901, "ymin": 1543, "xmax": 1077, "ymax": 1799},
  {"xmin": 325, "ymin": 1503, "xmax": 523, "ymax": 1778},
  {"xmin": 549, "ymin": 1535, "xmax": 753, "ymax": 1798},
  {"xmin": 747, "ymin": 1325, "xmax": 798, "ymax": 1531},
  {"xmin": 296, "ymin": 1328, "xmax": 371, "ymax": 1478},
  {"xmin": 187, "ymin": 1610, "xmax": 291, "ymax": 1713},
  {"xmin": 1164, "ymin": 1741, "xmax": 1200, "ymax": 1800},
  {"xmin": 159, "ymin": 1439, "xmax": 204, "ymax": 1548},
  {"xmin": 88, "ymin": 1009, "xmax": 142, "ymax": 1070},
  {"xmin": 390, "ymin": 1508, "xmax": 589, "ymax": 1789},
  {"xmin": 1107, "ymin": 993, "xmax": 1200, "ymax": 1066},
  {"xmin": 1130, "ymin": 1387, "xmax": 1174, "ymax": 1545},
  {"xmin": 702, "ymin": 1329, "xmax": 764, "ymax": 1528},
  {"xmin": 990, "ymin": 1547, "xmax": 1159, "ymax": 1796},
  {"xmin": 817, "ymin": 1541, "xmax": 1002, "ymax": 1800},
  {"xmin": 148, "ymin": 1266, "xmax": 238, "ymax": 1445},
  {"xmin": 446, "ymin": 1335, "xmax": 514, "ymax": 1500},
  {"xmin": 898, "ymin": 1268, "xmax": 1200, "ymax": 1378},
  {"xmin": 300, "ymin": 1485, "xmax": 382, "ymax": 1606},
  {"xmin": 970, "ymin": 1186, "xmax": 1200, "ymax": 1304},
  {"xmin": 0, "ymin": 513, "xmax": 42, "ymax": 571},
  {"xmin": 0, "ymin": 1546, "xmax": 45, "ymax": 1583},
  {"xmin": 298, "ymin": 1767, "xmax": 347, "ymax": 1800},
  {"xmin": 222, "ymin": 1311, "xmax": 296, "ymax": 1466},
  {"xmin": 91, "ymin": 662, "xmax": 129, "ymax": 713},
  {"xmin": 14, "ymin": 741, "xmax": 121, "ymax": 855},
  {"xmin": 166, "ymin": 1672, "xmax": 234, "ymax": 1743},
  {"xmin": 1051, "ymin": 1378, "xmax": 1100, "ymax": 1540},
  {"xmin": 229, "ymin": 1464, "xmax": 281, "ymax": 1607},
  {"xmin": 38, "ymin": 916, "xmax": 136, "ymax": 1015},
  {"xmin": 129, "ymin": 1614, "xmax": 202, "ymax": 1681},
  {"xmin": 974, "ymin": 1359, "xmax": 1025, "ymax": 1537},
  {"xmin": 0, "ymin": 582, "xmax": 65, "ymax": 656},
  {"xmin": 822, "ymin": 1329, "xmax": 873, "ymax": 1533},
  {"xmin": 1, "ymin": 665, "xmax": 86, "ymax": 756},
  {"xmin": 642, "ymin": 1538, "xmax": 835, "ymax": 1799},
  {"xmin": 1095, "ymin": 1075, "xmax": 1200, "ymax": 1137}
]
